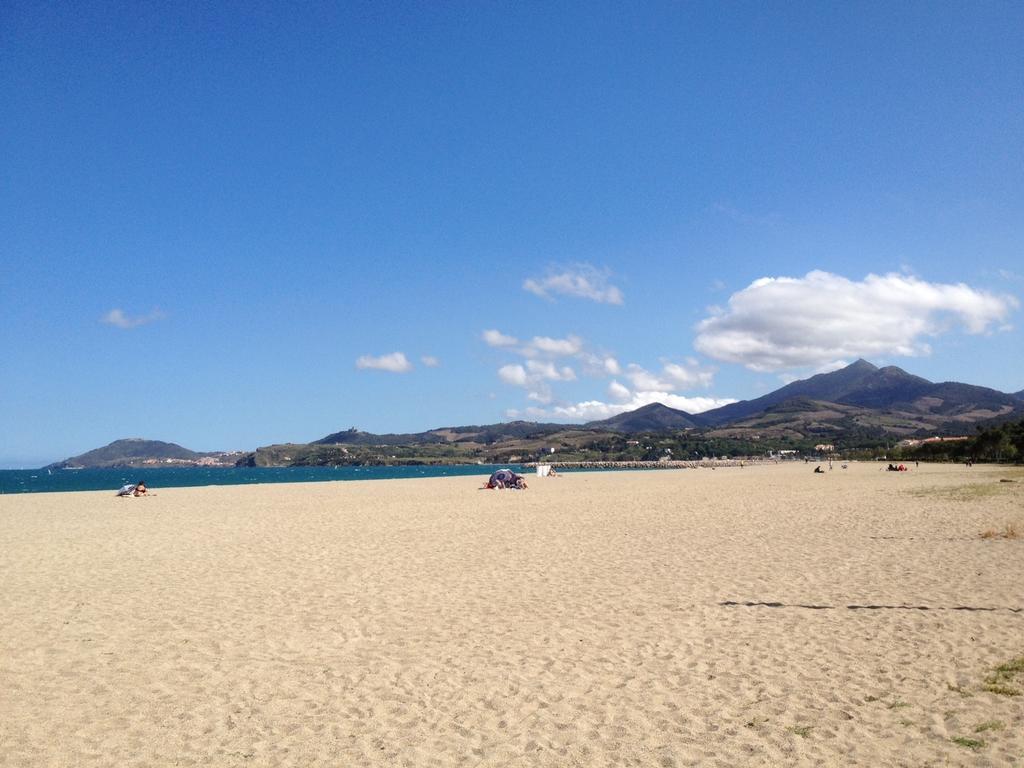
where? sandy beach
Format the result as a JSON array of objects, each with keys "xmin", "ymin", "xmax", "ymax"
[{"xmin": 1, "ymin": 462, "xmax": 1022, "ymax": 767}]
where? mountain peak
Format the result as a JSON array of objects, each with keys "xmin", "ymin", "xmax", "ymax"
[
  {"xmin": 585, "ymin": 402, "xmax": 701, "ymax": 432},
  {"xmin": 632, "ymin": 402, "xmax": 679, "ymax": 414},
  {"xmin": 847, "ymin": 358, "xmax": 878, "ymax": 371}
]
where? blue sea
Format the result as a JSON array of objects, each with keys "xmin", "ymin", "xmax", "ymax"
[{"xmin": 0, "ymin": 465, "xmax": 529, "ymax": 495}]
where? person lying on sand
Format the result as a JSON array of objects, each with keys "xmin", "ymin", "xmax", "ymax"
[
  {"xmin": 483, "ymin": 469, "xmax": 528, "ymax": 489},
  {"xmin": 115, "ymin": 481, "xmax": 150, "ymax": 497}
]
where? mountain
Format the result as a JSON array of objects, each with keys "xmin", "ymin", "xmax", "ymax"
[
  {"xmin": 317, "ymin": 406, "xmax": 705, "ymax": 447},
  {"xmin": 702, "ymin": 360, "xmax": 907, "ymax": 424},
  {"xmin": 46, "ymin": 362, "xmax": 1024, "ymax": 469},
  {"xmin": 312, "ymin": 364, "xmax": 1021, "ymax": 448},
  {"xmin": 700, "ymin": 360, "xmax": 1021, "ymax": 428},
  {"xmin": 48, "ymin": 439, "xmax": 199, "ymax": 469},
  {"xmin": 314, "ymin": 420, "xmax": 570, "ymax": 447},
  {"xmin": 314, "ymin": 428, "xmax": 436, "ymax": 446},
  {"xmin": 45, "ymin": 439, "xmax": 243, "ymax": 469},
  {"xmin": 585, "ymin": 402, "xmax": 703, "ymax": 432}
]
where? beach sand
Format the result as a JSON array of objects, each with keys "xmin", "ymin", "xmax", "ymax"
[{"xmin": 1, "ymin": 462, "xmax": 1022, "ymax": 767}]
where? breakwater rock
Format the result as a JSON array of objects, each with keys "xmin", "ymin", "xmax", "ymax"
[{"xmin": 524, "ymin": 459, "xmax": 750, "ymax": 470}]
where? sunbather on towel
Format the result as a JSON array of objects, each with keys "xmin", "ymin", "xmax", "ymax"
[{"xmin": 484, "ymin": 469, "xmax": 528, "ymax": 489}]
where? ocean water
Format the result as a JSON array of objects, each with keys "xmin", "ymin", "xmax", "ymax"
[{"xmin": 0, "ymin": 464, "xmax": 528, "ymax": 495}]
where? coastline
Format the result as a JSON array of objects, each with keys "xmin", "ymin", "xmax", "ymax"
[{"xmin": 0, "ymin": 463, "xmax": 528, "ymax": 495}]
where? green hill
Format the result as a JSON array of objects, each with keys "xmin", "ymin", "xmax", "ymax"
[{"xmin": 48, "ymin": 439, "xmax": 201, "ymax": 469}]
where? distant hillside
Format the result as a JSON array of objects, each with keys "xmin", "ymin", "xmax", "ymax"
[
  {"xmin": 708, "ymin": 397, "xmax": 913, "ymax": 444},
  {"xmin": 700, "ymin": 360, "xmax": 1022, "ymax": 428},
  {"xmin": 243, "ymin": 425, "xmax": 620, "ymax": 467},
  {"xmin": 48, "ymin": 362, "xmax": 1024, "ymax": 469},
  {"xmin": 919, "ymin": 381, "xmax": 1024, "ymax": 418},
  {"xmin": 700, "ymin": 359, "xmax": 893, "ymax": 424},
  {"xmin": 585, "ymin": 402, "xmax": 703, "ymax": 432},
  {"xmin": 314, "ymin": 428, "xmax": 437, "ymax": 446},
  {"xmin": 314, "ymin": 420, "xmax": 570, "ymax": 447},
  {"xmin": 48, "ymin": 439, "xmax": 201, "ymax": 469}
]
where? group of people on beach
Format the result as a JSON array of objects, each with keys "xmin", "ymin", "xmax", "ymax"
[{"xmin": 112, "ymin": 471, "xmax": 538, "ymax": 498}]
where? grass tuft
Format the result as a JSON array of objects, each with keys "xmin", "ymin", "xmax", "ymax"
[
  {"xmin": 974, "ymin": 720, "xmax": 1004, "ymax": 733},
  {"xmin": 982, "ymin": 655, "xmax": 1024, "ymax": 696},
  {"xmin": 787, "ymin": 725, "xmax": 813, "ymax": 738},
  {"xmin": 982, "ymin": 681, "xmax": 1021, "ymax": 696},
  {"xmin": 993, "ymin": 656, "xmax": 1024, "ymax": 676},
  {"xmin": 951, "ymin": 736, "xmax": 985, "ymax": 751}
]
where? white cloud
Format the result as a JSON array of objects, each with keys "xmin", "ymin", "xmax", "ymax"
[
  {"xmin": 624, "ymin": 360, "xmax": 715, "ymax": 391},
  {"xmin": 608, "ymin": 380, "xmax": 631, "ymax": 401},
  {"xmin": 420, "ymin": 355, "xmax": 440, "ymax": 367},
  {"xmin": 486, "ymin": 327, "xmax": 730, "ymax": 419},
  {"xmin": 535, "ymin": 391, "xmax": 738, "ymax": 422},
  {"xmin": 625, "ymin": 364, "xmax": 669, "ymax": 392},
  {"xmin": 695, "ymin": 270, "xmax": 1018, "ymax": 372},
  {"xmin": 482, "ymin": 329, "xmax": 519, "ymax": 347},
  {"xmin": 355, "ymin": 352, "xmax": 413, "ymax": 373},
  {"xmin": 813, "ymin": 360, "xmax": 849, "ymax": 374},
  {"xmin": 527, "ymin": 389, "xmax": 553, "ymax": 404},
  {"xmin": 498, "ymin": 364, "xmax": 528, "ymax": 386},
  {"xmin": 779, "ymin": 360, "xmax": 848, "ymax": 384},
  {"xmin": 490, "ymin": 330, "xmax": 586, "ymax": 399},
  {"xmin": 525, "ymin": 360, "xmax": 576, "ymax": 381},
  {"xmin": 100, "ymin": 308, "xmax": 165, "ymax": 329},
  {"xmin": 498, "ymin": 360, "xmax": 576, "ymax": 402},
  {"xmin": 523, "ymin": 264, "xmax": 624, "ymax": 305},
  {"xmin": 525, "ymin": 335, "xmax": 582, "ymax": 358},
  {"xmin": 577, "ymin": 353, "xmax": 622, "ymax": 377},
  {"xmin": 484, "ymin": 329, "xmax": 584, "ymax": 360}
]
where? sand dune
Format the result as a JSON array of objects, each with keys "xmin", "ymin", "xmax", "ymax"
[{"xmin": 1, "ymin": 462, "xmax": 1022, "ymax": 766}]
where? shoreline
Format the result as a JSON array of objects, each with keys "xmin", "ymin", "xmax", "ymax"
[{"xmin": 7, "ymin": 459, "xmax": 1008, "ymax": 496}]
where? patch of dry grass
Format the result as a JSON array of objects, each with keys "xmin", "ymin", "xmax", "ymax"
[
  {"xmin": 982, "ymin": 655, "xmax": 1024, "ymax": 697},
  {"xmin": 951, "ymin": 736, "xmax": 985, "ymax": 751},
  {"xmin": 974, "ymin": 720, "xmax": 1005, "ymax": 733},
  {"xmin": 910, "ymin": 469, "xmax": 1024, "ymax": 503},
  {"xmin": 910, "ymin": 483, "xmax": 1003, "ymax": 501},
  {"xmin": 979, "ymin": 522, "xmax": 1021, "ymax": 540}
]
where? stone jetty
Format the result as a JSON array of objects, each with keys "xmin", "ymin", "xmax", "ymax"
[{"xmin": 523, "ymin": 459, "xmax": 750, "ymax": 470}]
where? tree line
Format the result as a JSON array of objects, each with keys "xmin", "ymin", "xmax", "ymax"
[{"xmin": 900, "ymin": 418, "xmax": 1024, "ymax": 463}]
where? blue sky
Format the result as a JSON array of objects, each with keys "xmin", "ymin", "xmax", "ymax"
[{"xmin": 2, "ymin": 1, "xmax": 1022, "ymax": 466}]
